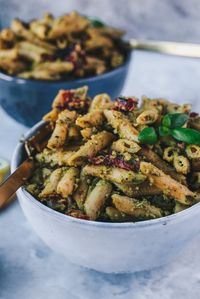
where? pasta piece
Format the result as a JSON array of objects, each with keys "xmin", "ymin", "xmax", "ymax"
[
  {"xmin": 186, "ymin": 145, "xmax": 200, "ymax": 159},
  {"xmin": 83, "ymin": 165, "xmax": 146, "ymax": 184},
  {"xmin": 35, "ymin": 61, "xmax": 74, "ymax": 73},
  {"xmin": 0, "ymin": 48, "xmax": 18, "ymax": 59},
  {"xmin": 86, "ymin": 28, "xmax": 113, "ymax": 50},
  {"xmin": 84, "ymin": 180, "xmax": 112, "ymax": 220},
  {"xmin": 173, "ymin": 154, "xmax": 190, "ymax": 175},
  {"xmin": 0, "ymin": 58, "xmax": 26, "ymax": 75},
  {"xmin": 80, "ymin": 128, "xmax": 94, "ymax": 139},
  {"xmin": 68, "ymin": 126, "xmax": 80, "ymax": 140},
  {"xmin": 57, "ymin": 167, "xmax": 79, "ymax": 198},
  {"xmin": 112, "ymin": 194, "xmax": 163, "ymax": 219},
  {"xmin": 85, "ymin": 56, "xmax": 106, "ymax": 75},
  {"xmin": 136, "ymin": 109, "xmax": 159, "ymax": 125},
  {"xmin": 47, "ymin": 110, "xmax": 77, "ymax": 149},
  {"xmin": 16, "ymin": 41, "xmax": 54, "ymax": 63},
  {"xmin": 188, "ymin": 116, "xmax": 200, "ymax": 131},
  {"xmin": 73, "ymin": 172, "xmax": 90, "ymax": 209},
  {"xmin": 174, "ymin": 202, "xmax": 188, "ymax": 213},
  {"xmin": 36, "ymin": 148, "xmax": 75, "ymax": 166},
  {"xmin": 141, "ymin": 96, "xmax": 166, "ymax": 113},
  {"xmin": 18, "ymin": 69, "xmax": 61, "ymax": 80},
  {"xmin": 166, "ymin": 103, "xmax": 191, "ymax": 114},
  {"xmin": 76, "ymin": 110, "xmax": 105, "ymax": 128},
  {"xmin": 106, "ymin": 207, "xmax": 132, "ymax": 222},
  {"xmin": 114, "ymin": 181, "xmax": 161, "ymax": 197},
  {"xmin": 11, "ymin": 19, "xmax": 56, "ymax": 51},
  {"xmin": 30, "ymin": 20, "xmax": 49, "ymax": 40},
  {"xmin": 90, "ymin": 93, "xmax": 113, "ymax": 111},
  {"xmin": 43, "ymin": 109, "xmax": 59, "ymax": 122},
  {"xmin": 0, "ymin": 28, "xmax": 15, "ymax": 42},
  {"xmin": 139, "ymin": 148, "xmax": 186, "ymax": 184},
  {"xmin": 140, "ymin": 162, "xmax": 195, "ymax": 205},
  {"xmin": 48, "ymin": 11, "xmax": 90, "ymax": 39},
  {"xmin": 39, "ymin": 168, "xmax": 63, "ymax": 198},
  {"xmin": 104, "ymin": 109, "xmax": 139, "ymax": 142},
  {"xmin": 163, "ymin": 147, "xmax": 177, "ymax": 163},
  {"xmin": 111, "ymin": 139, "xmax": 141, "ymax": 154},
  {"xmin": 68, "ymin": 131, "xmax": 114, "ymax": 166}
]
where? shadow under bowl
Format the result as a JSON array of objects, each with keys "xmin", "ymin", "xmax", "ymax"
[
  {"xmin": 0, "ymin": 52, "xmax": 132, "ymax": 127},
  {"xmin": 11, "ymin": 120, "xmax": 200, "ymax": 273}
]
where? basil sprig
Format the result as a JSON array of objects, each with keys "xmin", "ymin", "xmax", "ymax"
[
  {"xmin": 162, "ymin": 113, "xmax": 189, "ymax": 128},
  {"xmin": 138, "ymin": 113, "xmax": 200, "ymax": 145}
]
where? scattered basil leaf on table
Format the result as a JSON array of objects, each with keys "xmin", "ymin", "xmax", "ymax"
[
  {"xmin": 171, "ymin": 128, "xmax": 200, "ymax": 145},
  {"xmin": 138, "ymin": 127, "xmax": 158, "ymax": 144}
]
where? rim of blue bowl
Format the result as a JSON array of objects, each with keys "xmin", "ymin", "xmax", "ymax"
[
  {"xmin": 0, "ymin": 51, "xmax": 132, "ymax": 85},
  {"xmin": 11, "ymin": 119, "xmax": 200, "ymax": 229}
]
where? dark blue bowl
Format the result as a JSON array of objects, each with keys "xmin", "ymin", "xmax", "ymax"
[{"xmin": 0, "ymin": 52, "xmax": 131, "ymax": 127}]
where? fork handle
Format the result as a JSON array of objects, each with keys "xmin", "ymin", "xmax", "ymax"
[
  {"xmin": 0, "ymin": 159, "xmax": 35, "ymax": 209},
  {"xmin": 130, "ymin": 39, "xmax": 200, "ymax": 58}
]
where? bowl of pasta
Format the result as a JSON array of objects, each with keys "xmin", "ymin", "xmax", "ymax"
[
  {"xmin": 0, "ymin": 11, "xmax": 131, "ymax": 127},
  {"xmin": 11, "ymin": 86, "xmax": 200, "ymax": 273}
]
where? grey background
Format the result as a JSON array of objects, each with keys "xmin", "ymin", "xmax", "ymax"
[{"xmin": 1, "ymin": 0, "xmax": 200, "ymax": 42}]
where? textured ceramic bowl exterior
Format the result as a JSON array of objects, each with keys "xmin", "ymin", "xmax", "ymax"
[
  {"xmin": 11, "ymin": 121, "xmax": 200, "ymax": 273},
  {"xmin": 0, "ymin": 53, "xmax": 131, "ymax": 127}
]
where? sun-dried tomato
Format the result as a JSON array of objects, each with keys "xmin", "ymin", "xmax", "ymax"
[
  {"xmin": 89, "ymin": 154, "xmax": 140, "ymax": 171},
  {"xmin": 114, "ymin": 96, "xmax": 138, "ymax": 112}
]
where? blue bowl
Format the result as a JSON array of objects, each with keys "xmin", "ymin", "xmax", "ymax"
[{"xmin": 0, "ymin": 52, "xmax": 131, "ymax": 127}]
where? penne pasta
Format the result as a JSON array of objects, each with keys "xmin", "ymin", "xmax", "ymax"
[
  {"xmin": 68, "ymin": 131, "xmax": 114, "ymax": 166},
  {"xmin": 57, "ymin": 167, "xmax": 79, "ymax": 198},
  {"xmin": 47, "ymin": 110, "xmax": 77, "ymax": 149},
  {"xmin": 84, "ymin": 180, "xmax": 112, "ymax": 220},
  {"xmin": 139, "ymin": 148, "xmax": 186, "ymax": 184},
  {"xmin": 83, "ymin": 165, "xmax": 146, "ymax": 184},
  {"xmin": 2, "ymin": 13, "xmax": 128, "ymax": 79},
  {"xmin": 140, "ymin": 162, "xmax": 196, "ymax": 205},
  {"xmin": 114, "ymin": 181, "xmax": 161, "ymax": 197},
  {"xmin": 76, "ymin": 110, "xmax": 105, "ymax": 128},
  {"xmin": 39, "ymin": 168, "xmax": 63, "ymax": 198},
  {"xmin": 104, "ymin": 109, "xmax": 139, "ymax": 142},
  {"xmin": 112, "ymin": 194, "xmax": 163, "ymax": 219},
  {"xmin": 89, "ymin": 93, "xmax": 113, "ymax": 111},
  {"xmin": 73, "ymin": 171, "xmax": 90, "ymax": 209},
  {"xmin": 111, "ymin": 139, "xmax": 141, "ymax": 154}
]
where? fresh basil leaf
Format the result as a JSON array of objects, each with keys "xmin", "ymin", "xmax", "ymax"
[
  {"xmin": 159, "ymin": 126, "xmax": 170, "ymax": 137},
  {"xmin": 162, "ymin": 113, "xmax": 189, "ymax": 129},
  {"xmin": 138, "ymin": 127, "xmax": 158, "ymax": 145},
  {"xmin": 88, "ymin": 18, "xmax": 105, "ymax": 28},
  {"xmin": 171, "ymin": 128, "xmax": 200, "ymax": 145},
  {"xmin": 162, "ymin": 115, "xmax": 171, "ymax": 128}
]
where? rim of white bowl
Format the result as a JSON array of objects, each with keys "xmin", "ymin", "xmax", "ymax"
[{"xmin": 11, "ymin": 120, "xmax": 200, "ymax": 229}]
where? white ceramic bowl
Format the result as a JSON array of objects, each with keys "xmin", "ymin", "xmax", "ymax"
[{"xmin": 11, "ymin": 121, "xmax": 200, "ymax": 273}]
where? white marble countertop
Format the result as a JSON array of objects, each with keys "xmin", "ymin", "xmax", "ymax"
[{"xmin": 1, "ymin": 51, "xmax": 200, "ymax": 299}]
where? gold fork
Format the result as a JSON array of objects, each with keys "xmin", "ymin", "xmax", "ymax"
[{"xmin": 0, "ymin": 123, "xmax": 51, "ymax": 209}]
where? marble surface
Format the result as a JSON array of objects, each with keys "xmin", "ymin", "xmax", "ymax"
[{"xmin": 1, "ymin": 51, "xmax": 200, "ymax": 298}]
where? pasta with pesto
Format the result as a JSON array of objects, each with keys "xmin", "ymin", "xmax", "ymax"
[{"xmin": 25, "ymin": 86, "xmax": 200, "ymax": 222}]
